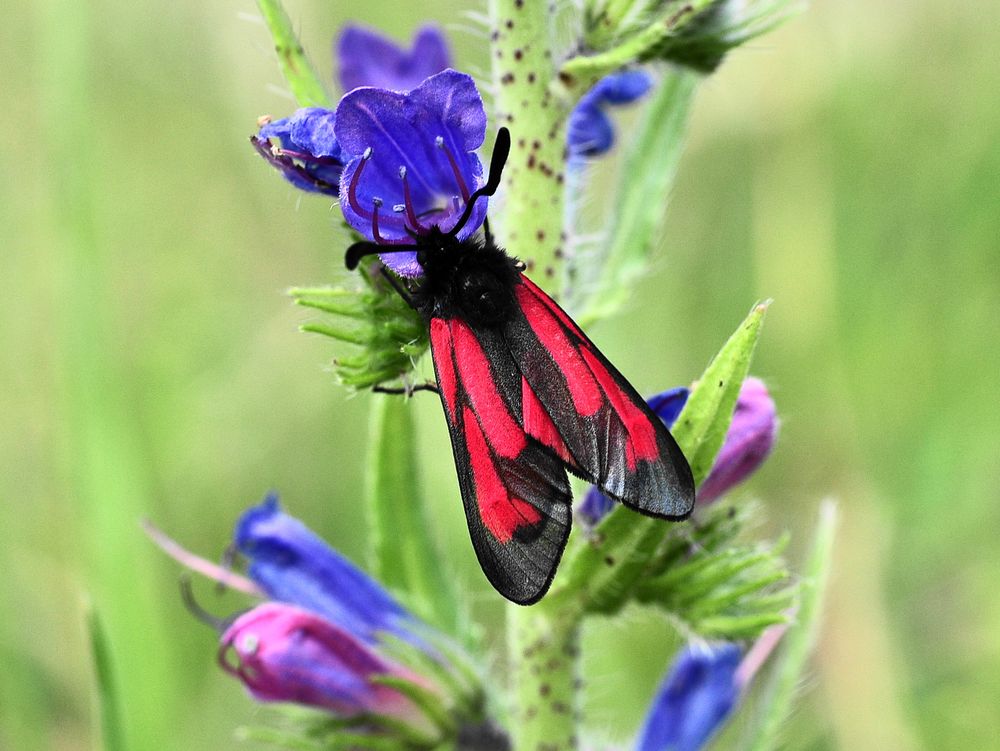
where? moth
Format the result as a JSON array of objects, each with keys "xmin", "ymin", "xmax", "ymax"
[{"xmin": 346, "ymin": 128, "xmax": 694, "ymax": 604}]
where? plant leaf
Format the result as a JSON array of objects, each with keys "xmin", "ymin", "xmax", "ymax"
[
  {"xmin": 741, "ymin": 500, "xmax": 838, "ymax": 751},
  {"xmin": 575, "ymin": 70, "xmax": 697, "ymax": 327},
  {"xmin": 366, "ymin": 397, "xmax": 462, "ymax": 636},
  {"xmin": 85, "ymin": 601, "xmax": 126, "ymax": 751}
]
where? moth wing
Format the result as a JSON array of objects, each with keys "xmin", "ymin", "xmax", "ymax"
[
  {"xmin": 503, "ymin": 276, "xmax": 695, "ymax": 519},
  {"xmin": 429, "ymin": 316, "xmax": 571, "ymax": 605}
]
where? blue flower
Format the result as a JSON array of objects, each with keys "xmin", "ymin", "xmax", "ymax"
[
  {"xmin": 253, "ymin": 25, "xmax": 451, "ymax": 199},
  {"xmin": 337, "ymin": 24, "xmax": 451, "ymax": 93},
  {"xmin": 234, "ymin": 493, "xmax": 415, "ymax": 647},
  {"xmin": 252, "ymin": 108, "xmax": 343, "ymax": 196},
  {"xmin": 567, "ymin": 70, "xmax": 652, "ymax": 162},
  {"xmin": 580, "ymin": 378, "xmax": 777, "ymax": 524},
  {"xmin": 335, "ymin": 69, "xmax": 489, "ymax": 276},
  {"xmin": 636, "ymin": 643, "xmax": 743, "ymax": 751}
]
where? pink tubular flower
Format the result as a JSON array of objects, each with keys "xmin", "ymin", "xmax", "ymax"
[
  {"xmin": 697, "ymin": 377, "xmax": 778, "ymax": 505},
  {"xmin": 219, "ymin": 602, "xmax": 429, "ymax": 726}
]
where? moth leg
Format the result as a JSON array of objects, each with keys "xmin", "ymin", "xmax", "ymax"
[{"xmin": 372, "ymin": 382, "xmax": 440, "ymax": 396}]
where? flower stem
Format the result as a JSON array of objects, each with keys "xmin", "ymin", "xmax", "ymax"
[
  {"xmin": 255, "ymin": 0, "xmax": 332, "ymax": 108},
  {"xmin": 487, "ymin": 0, "xmax": 570, "ymax": 292},
  {"xmin": 507, "ymin": 604, "xmax": 579, "ymax": 751}
]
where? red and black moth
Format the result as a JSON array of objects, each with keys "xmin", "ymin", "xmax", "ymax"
[{"xmin": 346, "ymin": 128, "xmax": 695, "ymax": 604}]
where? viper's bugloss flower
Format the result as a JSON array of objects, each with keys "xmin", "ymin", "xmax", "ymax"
[
  {"xmin": 636, "ymin": 643, "xmax": 742, "ymax": 751},
  {"xmin": 567, "ymin": 70, "xmax": 652, "ymax": 162},
  {"xmin": 219, "ymin": 602, "xmax": 428, "ymax": 722},
  {"xmin": 336, "ymin": 70, "xmax": 489, "ymax": 276},
  {"xmin": 234, "ymin": 494, "xmax": 416, "ymax": 646},
  {"xmin": 697, "ymin": 377, "xmax": 777, "ymax": 504},
  {"xmin": 149, "ymin": 495, "xmax": 482, "ymax": 744},
  {"xmin": 337, "ymin": 24, "xmax": 450, "ymax": 93},
  {"xmin": 252, "ymin": 108, "xmax": 343, "ymax": 196},
  {"xmin": 580, "ymin": 378, "xmax": 776, "ymax": 523}
]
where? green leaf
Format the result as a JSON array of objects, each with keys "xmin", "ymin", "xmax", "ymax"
[
  {"xmin": 575, "ymin": 70, "xmax": 697, "ymax": 326},
  {"xmin": 561, "ymin": 0, "xmax": 715, "ymax": 95},
  {"xmin": 741, "ymin": 501, "xmax": 838, "ymax": 751},
  {"xmin": 255, "ymin": 0, "xmax": 332, "ymax": 108},
  {"xmin": 674, "ymin": 301, "xmax": 770, "ymax": 484},
  {"xmin": 366, "ymin": 397, "xmax": 462, "ymax": 635},
  {"xmin": 634, "ymin": 503, "xmax": 796, "ymax": 641},
  {"xmin": 85, "ymin": 601, "xmax": 127, "ymax": 751},
  {"xmin": 554, "ymin": 302, "xmax": 769, "ymax": 615}
]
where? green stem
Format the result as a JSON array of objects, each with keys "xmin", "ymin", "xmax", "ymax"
[
  {"xmin": 85, "ymin": 602, "xmax": 126, "ymax": 751},
  {"xmin": 487, "ymin": 0, "xmax": 571, "ymax": 292},
  {"xmin": 507, "ymin": 604, "xmax": 579, "ymax": 751},
  {"xmin": 255, "ymin": 0, "xmax": 332, "ymax": 108},
  {"xmin": 742, "ymin": 501, "xmax": 838, "ymax": 751},
  {"xmin": 366, "ymin": 397, "xmax": 461, "ymax": 634}
]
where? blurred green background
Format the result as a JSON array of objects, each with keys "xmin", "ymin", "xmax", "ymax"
[{"xmin": 2, "ymin": 0, "xmax": 998, "ymax": 749}]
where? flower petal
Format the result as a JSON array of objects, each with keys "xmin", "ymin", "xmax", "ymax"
[
  {"xmin": 568, "ymin": 70, "xmax": 652, "ymax": 160},
  {"xmin": 234, "ymin": 494, "xmax": 412, "ymax": 645},
  {"xmin": 338, "ymin": 24, "xmax": 451, "ymax": 93},
  {"xmin": 697, "ymin": 377, "xmax": 777, "ymax": 504},
  {"xmin": 637, "ymin": 642, "xmax": 742, "ymax": 751},
  {"xmin": 255, "ymin": 108, "xmax": 343, "ymax": 195},
  {"xmin": 335, "ymin": 70, "xmax": 488, "ymax": 262},
  {"xmin": 219, "ymin": 602, "xmax": 421, "ymax": 719}
]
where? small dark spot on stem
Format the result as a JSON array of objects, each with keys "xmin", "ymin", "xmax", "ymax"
[
  {"xmin": 505, "ymin": 19, "xmax": 514, "ymax": 29},
  {"xmin": 604, "ymin": 555, "xmax": 615, "ymax": 566}
]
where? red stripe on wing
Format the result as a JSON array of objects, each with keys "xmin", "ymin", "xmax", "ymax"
[
  {"xmin": 462, "ymin": 406, "xmax": 542, "ymax": 543},
  {"xmin": 522, "ymin": 376, "xmax": 572, "ymax": 463},
  {"xmin": 430, "ymin": 318, "xmax": 458, "ymax": 422},
  {"xmin": 513, "ymin": 283, "xmax": 603, "ymax": 416},
  {"xmin": 520, "ymin": 276, "xmax": 588, "ymax": 339},
  {"xmin": 452, "ymin": 319, "xmax": 527, "ymax": 459},
  {"xmin": 579, "ymin": 346, "xmax": 659, "ymax": 471}
]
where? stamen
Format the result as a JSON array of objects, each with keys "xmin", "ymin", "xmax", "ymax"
[
  {"xmin": 368, "ymin": 198, "xmax": 411, "ymax": 245},
  {"xmin": 347, "ymin": 148, "xmax": 374, "ymax": 221},
  {"xmin": 436, "ymin": 136, "xmax": 471, "ymax": 202},
  {"xmin": 399, "ymin": 165, "xmax": 428, "ymax": 234},
  {"xmin": 275, "ymin": 147, "xmax": 340, "ymax": 165}
]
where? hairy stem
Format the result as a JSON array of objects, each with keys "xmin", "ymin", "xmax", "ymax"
[
  {"xmin": 487, "ymin": 0, "xmax": 570, "ymax": 292},
  {"xmin": 507, "ymin": 604, "xmax": 580, "ymax": 751}
]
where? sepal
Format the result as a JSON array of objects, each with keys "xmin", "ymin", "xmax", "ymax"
[{"xmin": 290, "ymin": 264, "xmax": 427, "ymax": 390}]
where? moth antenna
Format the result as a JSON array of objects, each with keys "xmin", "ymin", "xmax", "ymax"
[
  {"xmin": 344, "ymin": 241, "xmax": 418, "ymax": 270},
  {"xmin": 447, "ymin": 127, "xmax": 511, "ymax": 238}
]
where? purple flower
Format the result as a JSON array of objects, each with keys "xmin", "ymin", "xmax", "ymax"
[
  {"xmin": 636, "ymin": 643, "xmax": 742, "ymax": 751},
  {"xmin": 568, "ymin": 70, "xmax": 652, "ymax": 162},
  {"xmin": 252, "ymin": 108, "xmax": 343, "ymax": 196},
  {"xmin": 579, "ymin": 378, "xmax": 777, "ymax": 524},
  {"xmin": 697, "ymin": 377, "xmax": 777, "ymax": 504},
  {"xmin": 234, "ymin": 494, "xmax": 415, "ymax": 646},
  {"xmin": 337, "ymin": 24, "xmax": 450, "ymax": 93},
  {"xmin": 335, "ymin": 70, "xmax": 489, "ymax": 276},
  {"xmin": 219, "ymin": 602, "xmax": 430, "ymax": 724}
]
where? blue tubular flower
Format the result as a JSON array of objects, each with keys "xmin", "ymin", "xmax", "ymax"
[
  {"xmin": 337, "ymin": 24, "xmax": 451, "ymax": 93},
  {"xmin": 579, "ymin": 387, "xmax": 689, "ymax": 524},
  {"xmin": 636, "ymin": 643, "xmax": 743, "ymax": 751},
  {"xmin": 235, "ymin": 494, "xmax": 414, "ymax": 646},
  {"xmin": 335, "ymin": 70, "xmax": 489, "ymax": 276},
  {"xmin": 567, "ymin": 70, "xmax": 652, "ymax": 162},
  {"xmin": 252, "ymin": 108, "xmax": 343, "ymax": 195}
]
